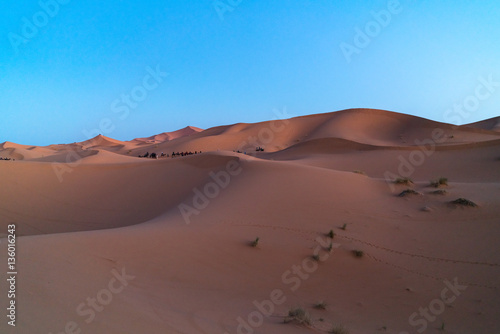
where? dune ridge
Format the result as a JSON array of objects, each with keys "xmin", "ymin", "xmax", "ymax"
[
  {"xmin": 463, "ymin": 116, "xmax": 500, "ymax": 132},
  {"xmin": 2, "ymin": 109, "xmax": 500, "ymax": 162}
]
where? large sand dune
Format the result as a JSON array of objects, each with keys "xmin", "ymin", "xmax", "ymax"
[{"xmin": 0, "ymin": 109, "xmax": 499, "ymax": 334}]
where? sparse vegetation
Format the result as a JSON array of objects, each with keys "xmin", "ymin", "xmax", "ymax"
[
  {"xmin": 340, "ymin": 223, "xmax": 347, "ymax": 231},
  {"xmin": 328, "ymin": 229, "xmax": 335, "ymax": 239},
  {"xmin": 330, "ymin": 325, "xmax": 349, "ymax": 334},
  {"xmin": 451, "ymin": 198, "xmax": 478, "ymax": 207},
  {"xmin": 398, "ymin": 189, "xmax": 422, "ymax": 197},
  {"xmin": 312, "ymin": 254, "xmax": 320, "ymax": 262},
  {"xmin": 352, "ymin": 250, "xmax": 364, "ymax": 258},
  {"xmin": 251, "ymin": 237, "xmax": 260, "ymax": 247},
  {"xmin": 431, "ymin": 189, "xmax": 448, "ymax": 195},
  {"xmin": 440, "ymin": 322, "xmax": 445, "ymax": 331},
  {"xmin": 313, "ymin": 301, "xmax": 326, "ymax": 310},
  {"xmin": 430, "ymin": 177, "xmax": 448, "ymax": 188},
  {"xmin": 394, "ymin": 177, "xmax": 413, "ymax": 186},
  {"xmin": 352, "ymin": 170, "xmax": 365, "ymax": 175},
  {"xmin": 327, "ymin": 242, "xmax": 334, "ymax": 252},
  {"xmin": 284, "ymin": 308, "xmax": 311, "ymax": 326}
]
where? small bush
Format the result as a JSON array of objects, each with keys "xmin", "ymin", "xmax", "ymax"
[
  {"xmin": 394, "ymin": 177, "xmax": 413, "ymax": 186},
  {"xmin": 327, "ymin": 242, "xmax": 334, "ymax": 252},
  {"xmin": 340, "ymin": 223, "xmax": 347, "ymax": 231},
  {"xmin": 251, "ymin": 237, "xmax": 260, "ymax": 247},
  {"xmin": 330, "ymin": 325, "xmax": 349, "ymax": 334},
  {"xmin": 312, "ymin": 254, "xmax": 320, "ymax": 262},
  {"xmin": 328, "ymin": 229, "xmax": 335, "ymax": 239},
  {"xmin": 313, "ymin": 301, "xmax": 326, "ymax": 310},
  {"xmin": 284, "ymin": 308, "xmax": 311, "ymax": 326},
  {"xmin": 451, "ymin": 198, "xmax": 478, "ymax": 207},
  {"xmin": 398, "ymin": 189, "xmax": 422, "ymax": 197},
  {"xmin": 431, "ymin": 189, "xmax": 448, "ymax": 195},
  {"xmin": 430, "ymin": 177, "xmax": 448, "ymax": 188},
  {"xmin": 352, "ymin": 170, "xmax": 365, "ymax": 175},
  {"xmin": 352, "ymin": 250, "xmax": 364, "ymax": 258}
]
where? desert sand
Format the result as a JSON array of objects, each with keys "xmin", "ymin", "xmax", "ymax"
[{"xmin": 0, "ymin": 108, "xmax": 499, "ymax": 334}]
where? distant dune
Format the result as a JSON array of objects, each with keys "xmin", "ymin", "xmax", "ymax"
[
  {"xmin": 0, "ymin": 109, "xmax": 499, "ymax": 334},
  {"xmin": 463, "ymin": 116, "xmax": 500, "ymax": 132},
  {"xmin": 132, "ymin": 126, "xmax": 203, "ymax": 144}
]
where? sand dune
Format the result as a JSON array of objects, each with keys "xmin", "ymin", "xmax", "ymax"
[
  {"xmin": 79, "ymin": 134, "xmax": 128, "ymax": 149},
  {"xmin": 132, "ymin": 126, "xmax": 203, "ymax": 144},
  {"xmin": 0, "ymin": 109, "xmax": 499, "ymax": 334},
  {"xmin": 463, "ymin": 116, "xmax": 500, "ymax": 132},
  {"xmin": 124, "ymin": 109, "xmax": 500, "ymax": 157},
  {"xmin": 0, "ymin": 141, "xmax": 33, "ymax": 150}
]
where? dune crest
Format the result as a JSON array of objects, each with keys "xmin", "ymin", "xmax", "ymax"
[
  {"xmin": 463, "ymin": 116, "xmax": 500, "ymax": 132},
  {"xmin": 132, "ymin": 126, "xmax": 203, "ymax": 144}
]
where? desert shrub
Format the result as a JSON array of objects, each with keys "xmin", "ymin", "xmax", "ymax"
[
  {"xmin": 431, "ymin": 189, "xmax": 448, "ymax": 195},
  {"xmin": 352, "ymin": 250, "xmax": 364, "ymax": 258},
  {"xmin": 313, "ymin": 301, "xmax": 326, "ymax": 310},
  {"xmin": 330, "ymin": 325, "xmax": 350, "ymax": 334},
  {"xmin": 451, "ymin": 198, "xmax": 478, "ymax": 207},
  {"xmin": 251, "ymin": 237, "xmax": 260, "ymax": 247},
  {"xmin": 328, "ymin": 229, "xmax": 335, "ymax": 239},
  {"xmin": 398, "ymin": 189, "xmax": 422, "ymax": 197},
  {"xmin": 394, "ymin": 177, "xmax": 413, "ymax": 186},
  {"xmin": 430, "ymin": 177, "xmax": 448, "ymax": 187},
  {"xmin": 284, "ymin": 308, "xmax": 311, "ymax": 326},
  {"xmin": 327, "ymin": 242, "xmax": 334, "ymax": 252},
  {"xmin": 438, "ymin": 177, "xmax": 448, "ymax": 186}
]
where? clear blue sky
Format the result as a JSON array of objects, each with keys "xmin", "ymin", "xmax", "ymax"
[{"xmin": 1, "ymin": 0, "xmax": 499, "ymax": 145}]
